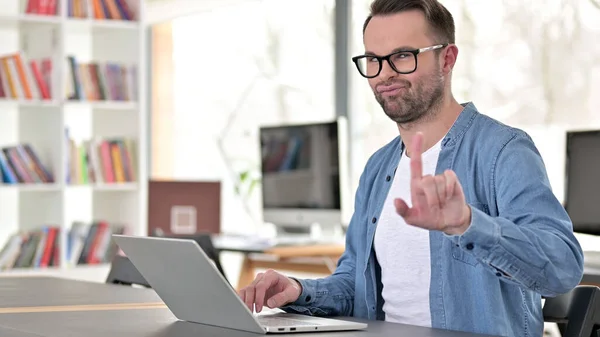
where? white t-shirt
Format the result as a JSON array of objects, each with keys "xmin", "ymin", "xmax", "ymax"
[{"xmin": 373, "ymin": 138, "xmax": 443, "ymax": 327}]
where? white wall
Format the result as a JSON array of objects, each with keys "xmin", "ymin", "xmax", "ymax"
[{"xmin": 145, "ymin": 0, "xmax": 260, "ymax": 24}]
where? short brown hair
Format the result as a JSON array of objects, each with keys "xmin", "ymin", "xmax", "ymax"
[{"xmin": 363, "ymin": 0, "xmax": 455, "ymax": 44}]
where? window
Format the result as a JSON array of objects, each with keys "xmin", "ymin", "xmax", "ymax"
[
  {"xmin": 153, "ymin": 0, "xmax": 336, "ymax": 232},
  {"xmin": 349, "ymin": 0, "xmax": 600, "ymax": 201}
]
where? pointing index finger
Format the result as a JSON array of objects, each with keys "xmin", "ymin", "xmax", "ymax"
[
  {"xmin": 254, "ymin": 274, "xmax": 276, "ymax": 313},
  {"xmin": 410, "ymin": 132, "xmax": 424, "ymax": 182}
]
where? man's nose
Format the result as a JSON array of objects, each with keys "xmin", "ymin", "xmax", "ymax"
[{"xmin": 378, "ymin": 60, "xmax": 397, "ymax": 80}]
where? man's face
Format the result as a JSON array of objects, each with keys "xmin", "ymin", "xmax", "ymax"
[{"xmin": 363, "ymin": 10, "xmax": 446, "ymax": 124}]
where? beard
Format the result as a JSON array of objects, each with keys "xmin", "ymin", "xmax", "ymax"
[{"xmin": 374, "ymin": 67, "xmax": 445, "ymax": 125}]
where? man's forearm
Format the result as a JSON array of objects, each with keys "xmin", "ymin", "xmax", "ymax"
[
  {"xmin": 447, "ymin": 205, "xmax": 584, "ymax": 297},
  {"xmin": 281, "ymin": 267, "xmax": 355, "ymax": 316}
]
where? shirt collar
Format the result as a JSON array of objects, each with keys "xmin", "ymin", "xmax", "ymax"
[{"xmin": 397, "ymin": 101, "xmax": 479, "ymax": 153}]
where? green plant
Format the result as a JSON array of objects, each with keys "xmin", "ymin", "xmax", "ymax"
[{"xmin": 234, "ymin": 169, "xmax": 260, "ymax": 201}]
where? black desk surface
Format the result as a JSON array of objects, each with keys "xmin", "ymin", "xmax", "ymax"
[
  {"xmin": 0, "ymin": 276, "xmax": 162, "ymax": 308},
  {"xmin": 0, "ymin": 276, "xmax": 497, "ymax": 337},
  {"xmin": 0, "ymin": 308, "xmax": 497, "ymax": 337},
  {"xmin": 583, "ymin": 266, "xmax": 600, "ymax": 285},
  {"xmin": 0, "ymin": 325, "xmax": 47, "ymax": 337}
]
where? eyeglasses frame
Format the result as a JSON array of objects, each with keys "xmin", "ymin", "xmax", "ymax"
[{"xmin": 351, "ymin": 43, "xmax": 449, "ymax": 78}]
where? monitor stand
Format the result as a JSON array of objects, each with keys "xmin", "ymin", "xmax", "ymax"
[
  {"xmin": 276, "ymin": 225, "xmax": 311, "ymax": 236},
  {"xmin": 274, "ymin": 223, "xmax": 342, "ymax": 243}
]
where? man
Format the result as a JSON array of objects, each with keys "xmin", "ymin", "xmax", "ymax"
[{"xmin": 238, "ymin": 0, "xmax": 584, "ymax": 336}]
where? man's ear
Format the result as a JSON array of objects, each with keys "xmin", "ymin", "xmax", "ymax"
[{"xmin": 442, "ymin": 44, "xmax": 458, "ymax": 75}]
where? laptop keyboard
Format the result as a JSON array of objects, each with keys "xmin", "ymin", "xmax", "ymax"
[{"xmin": 257, "ymin": 316, "xmax": 319, "ymax": 327}]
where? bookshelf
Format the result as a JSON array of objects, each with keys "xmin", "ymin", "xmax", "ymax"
[{"xmin": 0, "ymin": 0, "xmax": 147, "ymax": 276}]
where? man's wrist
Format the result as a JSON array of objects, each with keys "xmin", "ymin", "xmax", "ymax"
[
  {"xmin": 444, "ymin": 204, "xmax": 472, "ymax": 236},
  {"xmin": 461, "ymin": 203, "xmax": 472, "ymax": 229},
  {"xmin": 290, "ymin": 277, "xmax": 303, "ymax": 297}
]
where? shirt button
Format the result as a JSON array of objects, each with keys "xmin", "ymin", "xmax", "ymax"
[
  {"xmin": 371, "ymin": 217, "xmax": 377, "ymax": 224},
  {"xmin": 496, "ymin": 272, "xmax": 502, "ymax": 277},
  {"xmin": 305, "ymin": 295, "xmax": 311, "ymax": 302},
  {"xmin": 386, "ymin": 175, "xmax": 391, "ymax": 182},
  {"xmin": 466, "ymin": 243, "xmax": 474, "ymax": 250}
]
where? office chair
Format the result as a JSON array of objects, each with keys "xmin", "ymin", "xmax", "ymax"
[
  {"xmin": 152, "ymin": 230, "xmax": 229, "ymax": 284},
  {"xmin": 543, "ymin": 285, "xmax": 600, "ymax": 337},
  {"xmin": 105, "ymin": 254, "xmax": 151, "ymax": 288}
]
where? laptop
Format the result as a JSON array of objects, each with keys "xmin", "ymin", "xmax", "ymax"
[{"xmin": 112, "ymin": 234, "xmax": 368, "ymax": 334}]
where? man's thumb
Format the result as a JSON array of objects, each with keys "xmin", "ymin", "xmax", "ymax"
[{"xmin": 394, "ymin": 198, "xmax": 409, "ymax": 216}]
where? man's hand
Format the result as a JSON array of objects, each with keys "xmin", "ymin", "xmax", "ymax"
[
  {"xmin": 394, "ymin": 132, "xmax": 471, "ymax": 235},
  {"xmin": 237, "ymin": 269, "xmax": 302, "ymax": 313}
]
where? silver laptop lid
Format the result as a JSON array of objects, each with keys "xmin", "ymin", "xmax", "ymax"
[{"xmin": 112, "ymin": 235, "xmax": 266, "ymax": 334}]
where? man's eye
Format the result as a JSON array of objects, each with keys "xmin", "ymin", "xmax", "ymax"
[{"xmin": 393, "ymin": 53, "xmax": 411, "ymax": 60}]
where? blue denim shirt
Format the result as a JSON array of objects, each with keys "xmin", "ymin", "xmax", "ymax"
[{"xmin": 283, "ymin": 102, "xmax": 584, "ymax": 337}]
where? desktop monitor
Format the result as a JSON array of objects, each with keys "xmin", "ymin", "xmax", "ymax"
[
  {"xmin": 259, "ymin": 117, "xmax": 350, "ymax": 236},
  {"xmin": 564, "ymin": 130, "xmax": 600, "ymax": 236}
]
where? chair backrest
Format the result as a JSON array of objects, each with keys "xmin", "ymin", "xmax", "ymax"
[
  {"xmin": 543, "ymin": 285, "xmax": 600, "ymax": 337},
  {"xmin": 105, "ymin": 254, "xmax": 151, "ymax": 288},
  {"xmin": 152, "ymin": 231, "xmax": 229, "ymax": 284}
]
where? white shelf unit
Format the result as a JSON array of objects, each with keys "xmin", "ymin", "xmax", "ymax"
[{"xmin": 0, "ymin": 0, "xmax": 147, "ymax": 275}]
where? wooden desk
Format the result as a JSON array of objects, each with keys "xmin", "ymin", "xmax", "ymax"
[
  {"xmin": 211, "ymin": 235, "xmax": 346, "ymax": 290},
  {"xmin": 235, "ymin": 244, "xmax": 345, "ymax": 290},
  {"xmin": 0, "ymin": 302, "xmax": 166, "ymax": 314},
  {"xmin": 0, "ymin": 276, "xmax": 497, "ymax": 337}
]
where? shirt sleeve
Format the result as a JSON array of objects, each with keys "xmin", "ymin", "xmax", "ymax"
[
  {"xmin": 279, "ymin": 153, "xmax": 378, "ymax": 316},
  {"xmin": 445, "ymin": 131, "xmax": 584, "ymax": 297}
]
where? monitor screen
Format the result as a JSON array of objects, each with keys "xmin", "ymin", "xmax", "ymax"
[
  {"xmin": 259, "ymin": 120, "xmax": 341, "ymax": 211},
  {"xmin": 565, "ymin": 130, "xmax": 600, "ymax": 235}
]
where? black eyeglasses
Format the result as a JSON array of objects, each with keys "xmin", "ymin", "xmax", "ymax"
[{"xmin": 351, "ymin": 43, "xmax": 448, "ymax": 78}]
